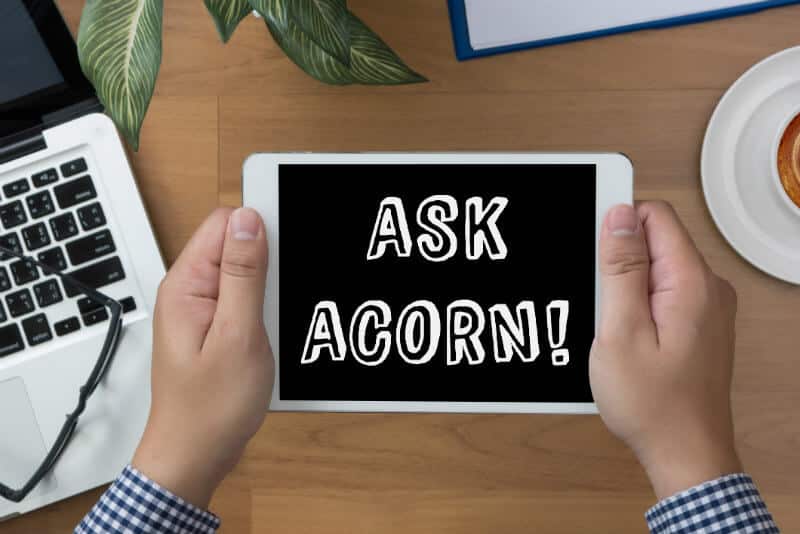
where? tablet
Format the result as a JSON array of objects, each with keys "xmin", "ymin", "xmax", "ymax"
[{"xmin": 243, "ymin": 153, "xmax": 633, "ymax": 414}]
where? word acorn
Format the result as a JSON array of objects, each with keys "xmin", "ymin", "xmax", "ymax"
[{"xmin": 301, "ymin": 299, "xmax": 571, "ymax": 368}]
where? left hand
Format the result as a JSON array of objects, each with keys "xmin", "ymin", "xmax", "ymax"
[{"xmin": 132, "ymin": 207, "xmax": 274, "ymax": 508}]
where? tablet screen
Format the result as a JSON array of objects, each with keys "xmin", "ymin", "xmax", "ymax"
[{"xmin": 279, "ymin": 164, "xmax": 596, "ymax": 403}]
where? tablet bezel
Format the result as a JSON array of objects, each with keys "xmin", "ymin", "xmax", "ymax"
[{"xmin": 243, "ymin": 152, "xmax": 633, "ymax": 414}]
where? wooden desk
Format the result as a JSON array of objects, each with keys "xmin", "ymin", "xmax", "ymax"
[{"xmin": 9, "ymin": 2, "xmax": 800, "ymax": 532}]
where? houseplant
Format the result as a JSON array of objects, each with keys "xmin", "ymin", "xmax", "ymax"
[{"xmin": 76, "ymin": 0, "xmax": 426, "ymax": 149}]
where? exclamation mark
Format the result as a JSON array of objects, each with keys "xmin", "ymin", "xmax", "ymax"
[{"xmin": 546, "ymin": 301, "xmax": 569, "ymax": 366}]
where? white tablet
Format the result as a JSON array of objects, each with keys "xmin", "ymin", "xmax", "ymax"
[{"xmin": 243, "ymin": 153, "xmax": 632, "ymax": 414}]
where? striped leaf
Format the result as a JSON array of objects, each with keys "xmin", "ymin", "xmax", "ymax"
[
  {"xmin": 347, "ymin": 12, "xmax": 426, "ymax": 85},
  {"xmin": 249, "ymin": 0, "xmax": 285, "ymax": 25},
  {"xmin": 254, "ymin": 0, "xmax": 352, "ymax": 84},
  {"xmin": 288, "ymin": 0, "xmax": 350, "ymax": 65},
  {"xmin": 204, "ymin": 0, "xmax": 253, "ymax": 43},
  {"xmin": 251, "ymin": 0, "xmax": 426, "ymax": 86},
  {"xmin": 77, "ymin": 0, "xmax": 164, "ymax": 150}
]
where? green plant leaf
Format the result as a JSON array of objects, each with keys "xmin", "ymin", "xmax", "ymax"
[
  {"xmin": 77, "ymin": 0, "xmax": 164, "ymax": 150},
  {"xmin": 347, "ymin": 12, "xmax": 426, "ymax": 85},
  {"xmin": 251, "ymin": 0, "xmax": 426, "ymax": 85},
  {"xmin": 288, "ymin": 0, "xmax": 350, "ymax": 65},
  {"xmin": 204, "ymin": 0, "xmax": 253, "ymax": 43},
  {"xmin": 253, "ymin": 0, "xmax": 352, "ymax": 84},
  {"xmin": 249, "ymin": 0, "xmax": 284, "ymax": 26}
]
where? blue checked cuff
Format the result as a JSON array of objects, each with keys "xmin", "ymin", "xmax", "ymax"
[
  {"xmin": 646, "ymin": 473, "xmax": 779, "ymax": 533},
  {"xmin": 75, "ymin": 465, "xmax": 220, "ymax": 534}
]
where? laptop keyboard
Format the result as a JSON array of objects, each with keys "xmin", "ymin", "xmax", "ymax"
[{"xmin": 0, "ymin": 156, "xmax": 137, "ymax": 359}]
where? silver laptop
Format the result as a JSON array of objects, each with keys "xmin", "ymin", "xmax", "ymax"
[{"xmin": 0, "ymin": 0, "xmax": 164, "ymax": 520}]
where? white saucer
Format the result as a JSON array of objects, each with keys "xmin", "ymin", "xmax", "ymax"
[{"xmin": 702, "ymin": 47, "xmax": 800, "ymax": 284}]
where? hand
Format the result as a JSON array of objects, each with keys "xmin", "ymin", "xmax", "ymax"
[
  {"xmin": 132, "ymin": 207, "xmax": 273, "ymax": 508},
  {"xmin": 590, "ymin": 201, "xmax": 742, "ymax": 500}
]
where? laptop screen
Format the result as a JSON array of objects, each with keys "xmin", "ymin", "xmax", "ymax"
[
  {"xmin": 0, "ymin": 0, "xmax": 96, "ymax": 141},
  {"xmin": 0, "ymin": 1, "xmax": 65, "ymax": 105}
]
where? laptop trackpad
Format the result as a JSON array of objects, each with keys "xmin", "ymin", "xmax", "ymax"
[{"xmin": 0, "ymin": 377, "xmax": 58, "ymax": 503}]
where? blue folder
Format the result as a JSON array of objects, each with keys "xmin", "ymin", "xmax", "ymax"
[{"xmin": 448, "ymin": 0, "xmax": 800, "ymax": 61}]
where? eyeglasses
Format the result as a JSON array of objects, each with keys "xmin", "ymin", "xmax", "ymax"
[{"xmin": 0, "ymin": 245, "xmax": 123, "ymax": 503}]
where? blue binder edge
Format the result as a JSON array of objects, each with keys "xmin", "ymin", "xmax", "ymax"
[{"xmin": 448, "ymin": 0, "xmax": 800, "ymax": 61}]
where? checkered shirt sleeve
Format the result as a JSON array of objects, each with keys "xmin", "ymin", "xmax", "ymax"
[
  {"xmin": 74, "ymin": 465, "xmax": 220, "ymax": 534},
  {"xmin": 646, "ymin": 473, "xmax": 779, "ymax": 533}
]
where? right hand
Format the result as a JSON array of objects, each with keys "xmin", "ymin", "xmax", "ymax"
[{"xmin": 590, "ymin": 201, "xmax": 742, "ymax": 500}]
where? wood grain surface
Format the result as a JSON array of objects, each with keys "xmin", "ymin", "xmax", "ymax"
[{"xmin": 6, "ymin": 2, "xmax": 800, "ymax": 532}]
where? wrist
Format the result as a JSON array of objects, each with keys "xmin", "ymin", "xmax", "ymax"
[
  {"xmin": 638, "ymin": 435, "xmax": 743, "ymax": 501},
  {"xmin": 131, "ymin": 430, "xmax": 231, "ymax": 510}
]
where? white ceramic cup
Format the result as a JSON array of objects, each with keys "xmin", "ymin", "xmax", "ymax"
[{"xmin": 771, "ymin": 107, "xmax": 800, "ymax": 218}]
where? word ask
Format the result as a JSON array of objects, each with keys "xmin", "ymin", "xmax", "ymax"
[{"xmin": 367, "ymin": 195, "xmax": 509, "ymax": 261}]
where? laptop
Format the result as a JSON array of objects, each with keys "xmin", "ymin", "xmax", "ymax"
[{"xmin": 0, "ymin": 0, "xmax": 164, "ymax": 520}]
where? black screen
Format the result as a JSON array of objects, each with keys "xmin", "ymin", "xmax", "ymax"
[
  {"xmin": 0, "ymin": 1, "xmax": 64, "ymax": 104},
  {"xmin": 279, "ymin": 164, "xmax": 596, "ymax": 403},
  {"xmin": 0, "ymin": 0, "xmax": 97, "ymax": 141}
]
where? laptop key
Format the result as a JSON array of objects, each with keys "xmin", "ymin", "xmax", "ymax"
[
  {"xmin": 33, "ymin": 279, "xmax": 63, "ymax": 308},
  {"xmin": 0, "ymin": 233, "xmax": 21, "ymax": 260},
  {"xmin": 3, "ymin": 179, "xmax": 30, "ymax": 198},
  {"xmin": 54, "ymin": 176, "xmax": 96, "ymax": 209},
  {"xmin": 32, "ymin": 169, "xmax": 58, "ymax": 188},
  {"xmin": 82, "ymin": 307, "xmax": 109, "ymax": 326},
  {"xmin": 49, "ymin": 212, "xmax": 79, "ymax": 241},
  {"xmin": 63, "ymin": 256, "xmax": 126, "ymax": 297},
  {"xmin": 22, "ymin": 223, "xmax": 51, "ymax": 251},
  {"xmin": 67, "ymin": 229, "xmax": 115, "ymax": 266},
  {"xmin": 6, "ymin": 289, "xmax": 34, "ymax": 318},
  {"xmin": 0, "ymin": 302, "xmax": 5, "ymax": 323},
  {"xmin": 22, "ymin": 314, "xmax": 52, "ymax": 346},
  {"xmin": 54, "ymin": 317, "xmax": 81, "ymax": 336},
  {"xmin": 77, "ymin": 297, "xmax": 102, "ymax": 315},
  {"xmin": 60, "ymin": 158, "xmax": 87, "ymax": 177},
  {"xmin": 38, "ymin": 247, "xmax": 67, "ymax": 271},
  {"xmin": 0, "ymin": 324, "xmax": 24, "ymax": 357},
  {"xmin": 76, "ymin": 202, "xmax": 106, "ymax": 231},
  {"xmin": 10, "ymin": 259, "xmax": 39, "ymax": 285},
  {"xmin": 0, "ymin": 200, "xmax": 27, "ymax": 229},
  {"xmin": 26, "ymin": 191, "xmax": 55, "ymax": 219},
  {"xmin": 120, "ymin": 296, "xmax": 136, "ymax": 313},
  {"xmin": 0, "ymin": 267, "xmax": 9, "ymax": 292}
]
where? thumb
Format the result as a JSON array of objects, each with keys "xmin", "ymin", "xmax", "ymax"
[
  {"xmin": 598, "ymin": 204, "xmax": 655, "ymax": 341},
  {"xmin": 216, "ymin": 207, "xmax": 269, "ymax": 328}
]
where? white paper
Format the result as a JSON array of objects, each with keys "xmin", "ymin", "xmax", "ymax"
[{"xmin": 465, "ymin": 0, "xmax": 767, "ymax": 50}]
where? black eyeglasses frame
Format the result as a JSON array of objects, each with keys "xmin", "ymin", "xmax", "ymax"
[{"xmin": 0, "ymin": 245, "xmax": 123, "ymax": 503}]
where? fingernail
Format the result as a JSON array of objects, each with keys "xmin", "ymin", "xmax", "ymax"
[
  {"xmin": 230, "ymin": 207, "xmax": 260, "ymax": 241},
  {"xmin": 607, "ymin": 205, "xmax": 639, "ymax": 236}
]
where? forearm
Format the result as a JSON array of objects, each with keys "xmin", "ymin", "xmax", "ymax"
[{"xmin": 74, "ymin": 466, "xmax": 220, "ymax": 534}]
